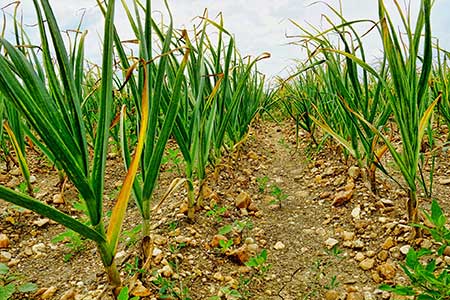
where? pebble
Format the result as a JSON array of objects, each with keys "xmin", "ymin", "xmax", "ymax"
[
  {"xmin": 324, "ymin": 238, "xmax": 339, "ymax": 249},
  {"xmin": 213, "ymin": 272, "xmax": 224, "ymax": 281},
  {"xmin": 399, "ymin": 245, "xmax": 411, "ymax": 255},
  {"xmin": 53, "ymin": 193, "xmax": 64, "ymax": 204},
  {"xmin": 29, "ymin": 175, "xmax": 37, "ymax": 184},
  {"xmin": 33, "ymin": 218, "xmax": 50, "ymax": 227},
  {"xmin": 382, "ymin": 237, "xmax": 395, "ymax": 250},
  {"xmin": 351, "ymin": 206, "xmax": 361, "ymax": 219},
  {"xmin": 60, "ymin": 289, "xmax": 76, "ymax": 300},
  {"xmin": 160, "ymin": 265, "xmax": 173, "ymax": 277},
  {"xmin": 355, "ymin": 252, "xmax": 365, "ymax": 262},
  {"xmin": 32, "ymin": 243, "xmax": 46, "ymax": 255},
  {"xmin": 41, "ymin": 286, "xmax": 57, "ymax": 299},
  {"xmin": 235, "ymin": 192, "xmax": 251, "ymax": 209},
  {"xmin": 274, "ymin": 241, "xmax": 285, "ymax": 250},
  {"xmin": 377, "ymin": 250, "xmax": 389, "ymax": 261},
  {"xmin": 342, "ymin": 231, "xmax": 355, "ymax": 241},
  {"xmin": 0, "ymin": 251, "xmax": 12, "ymax": 262},
  {"xmin": 377, "ymin": 263, "xmax": 396, "ymax": 280},
  {"xmin": 359, "ymin": 258, "xmax": 375, "ymax": 270},
  {"xmin": 438, "ymin": 178, "xmax": 450, "ymax": 185},
  {"xmin": 0, "ymin": 234, "xmax": 9, "ymax": 248},
  {"xmin": 348, "ymin": 166, "xmax": 360, "ymax": 179},
  {"xmin": 347, "ymin": 292, "xmax": 364, "ymax": 300},
  {"xmin": 325, "ymin": 290, "xmax": 339, "ymax": 300},
  {"xmin": 152, "ymin": 248, "xmax": 163, "ymax": 257}
]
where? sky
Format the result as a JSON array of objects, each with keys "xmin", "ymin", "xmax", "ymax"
[{"xmin": 2, "ymin": 0, "xmax": 449, "ymax": 81}]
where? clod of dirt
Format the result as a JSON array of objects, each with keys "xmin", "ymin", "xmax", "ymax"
[
  {"xmin": 0, "ymin": 233, "xmax": 9, "ymax": 248},
  {"xmin": 235, "ymin": 191, "xmax": 251, "ymax": 209}
]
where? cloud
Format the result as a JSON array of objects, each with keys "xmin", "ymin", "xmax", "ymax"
[{"xmin": 2, "ymin": 0, "xmax": 448, "ymax": 79}]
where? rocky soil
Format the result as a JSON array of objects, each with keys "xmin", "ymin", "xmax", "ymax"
[{"xmin": 0, "ymin": 120, "xmax": 449, "ymax": 300}]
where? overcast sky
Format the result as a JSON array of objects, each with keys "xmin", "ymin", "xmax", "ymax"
[{"xmin": 3, "ymin": 0, "xmax": 449, "ymax": 80}]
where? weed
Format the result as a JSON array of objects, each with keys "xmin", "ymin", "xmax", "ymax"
[
  {"xmin": 0, "ymin": 263, "xmax": 38, "ymax": 300},
  {"xmin": 218, "ymin": 239, "xmax": 234, "ymax": 253},
  {"xmin": 245, "ymin": 249, "xmax": 271, "ymax": 275},
  {"xmin": 117, "ymin": 286, "xmax": 140, "ymax": 300},
  {"xmin": 121, "ymin": 224, "xmax": 142, "ymax": 247},
  {"xmin": 269, "ymin": 185, "xmax": 288, "ymax": 207},
  {"xmin": 124, "ymin": 257, "xmax": 146, "ymax": 276},
  {"xmin": 205, "ymin": 205, "xmax": 228, "ymax": 223},
  {"xmin": 256, "ymin": 176, "xmax": 269, "ymax": 193},
  {"xmin": 51, "ymin": 230, "xmax": 87, "ymax": 262},
  {"xmin": 152, "ymin": 273, "xmax": 192, "ymax": 300}
]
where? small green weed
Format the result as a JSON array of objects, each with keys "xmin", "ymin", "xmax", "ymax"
[{"xmin": 0, "ymin": 263, "xmax": 38, "ymax": 300}]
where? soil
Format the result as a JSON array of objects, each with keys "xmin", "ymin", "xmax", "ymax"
[{"xmin": 1, "ymin": 119, "xmax": 449, "ymax": 300}]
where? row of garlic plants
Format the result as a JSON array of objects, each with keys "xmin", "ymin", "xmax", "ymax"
[
  {"xmin": 279, "ymin": 0, "xmax": 444, "ymax": 235},
  {"xmin": 0, "ymin": 0, "xmax": 268, "ymax": 291}
]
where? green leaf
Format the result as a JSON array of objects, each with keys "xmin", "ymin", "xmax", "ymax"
[
  {"xmin": 0, "ymin": 263, "xmax": 9, "ymax": 275},
  {"xmin": 431, "ymin": 200, "xmax": 446, "ymax": 228},
  {"xmin": 17, "ymin": 282, "xmax": 38, "ymax": 293},
  {"xmin": 218, "ymin": 225, "xmax": 233, "ymax": 235},
  {"xmin": 0, "ymin": 284, "xmax": 15, "ymax": 300}
]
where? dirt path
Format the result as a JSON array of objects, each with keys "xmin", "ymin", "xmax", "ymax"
[{"xmin": 1, "ymin": 120, "xmax": 449, "ymax": 300}]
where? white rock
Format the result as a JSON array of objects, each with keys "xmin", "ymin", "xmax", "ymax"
[
  {"xmin": 32, "ymin": 243, "xmax": 46, "ymax": 255},
  {"xmin": 29, "ymin": 175, "xmax": 37, "ymax": 184},
  {"xmin": 152, "ymin": 248, "xmax": 163, "ymax": 257},
  {"xmin": 274, "ymin": 241, "xmax": 285, "ymax": 250},
  {"xmin": 351, "ymin": 206, "xmax": 361, "ymax": 219},
  {"xmin": 399, "ymin": 245, "xmax": 411, "ymax": 255},
  {"xmin": 324, "ymin": 238, "xmax": 339, "ymax": 249}
]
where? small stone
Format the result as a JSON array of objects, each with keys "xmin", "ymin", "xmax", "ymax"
[
  {"xmin": 355, "ymin": 252, "xmax": 365, "ymax": 262},
  {"xmin": 131, "ymin": 280, "xmax": 151, "ymax": 297},
  {"xmin": 377, "ymin": 250, "xmax": 389, "ymax": 261},
  {"xmin": 438, "ymin": 178, "xmax": 450, "ymax": 185},
  {"xmin": 352, "ymin": 239, "xmax": 365, "ymax": 249},
  {"xmin": 247, "ymin": 202, "xmax": 258, "ymax": 212},
  {"xmin": 53, "ymin": 193, "xmax": 64, "ymax": 204},
  {"xmin": 377, "ymin": 263, "xmax": 396, "ymax": 280},
  {"xmin": 332, "ymin": 189, "xmax": 354, "ymax": 206},
  {"xmin": 179, "ymin": 202, "xmax": 188, "ymax": 214},
  {"xmin": 366, "ymin": 250, "xmax": 376, "ymax": 258},
  {"xmin": 342, "ymin": 231, "xmax": 355, "ymax": 241},
  {"xmin": 363, "ymin": 292, "xmax": 376, "ymax": 300},
  {"xmin": 160, "ymin": 265, "xmax": 173, "ymax": 277},
  {"xmin": 351, "ymin": 206, "xmax": 361, "ymax": 219},
  {"xmin": 60, "ymin": 289, "xmax": 76, "ymax": 300},
  {"xmin": 382, "ymin": 237, "xmax": 395, "ymax": 250},
  {"xmin": 359, "ymin": 258, "xmax": 375, "ymax": 270},
  {"xmin": 33, "ymin": 218, "xmax": 50, "ymax": 227},
  {"xmin": 235, "ymin": 192, "xmax": 251, "ymax": 209},
  {"xmin": 0, "ymin": 234, "xmax": 10, "ymax": 248},
  {"xmin": 231, "ymin": 245, "xmax": 250, "ymax": 264},
  {"xmin": 41, "ymin": 286, "xmax": 57, "ymax": 299},
  {"xmin": 325, "ymin": 290, "xmax": 340, "ymax": 300},
  {"xmin": 399, "ymin": 245, "xmax": 411, "ymax": 255},
  {"xmin": 32, "ymin": 243, "xmax": 46, "ymax": 255},
  {"xmin": 420, "ymin": 239, "xmax": 433, "ymax": 249},
  {"xmin": 0, "ymin": 251, "xmax": 12, "ymax": 262},
  {"xmin": 152, "ymin": 248, "xmax": 163, "ymax": 257},
  {"xmin": 324, "ymin": 238, "xmax": 339, "ymax": 249},
  {"xmin": 213, "ymin": 272, "xmax": 224, "ymax": 281},
  {"xmin": 347, "ymin": 292, "xmax": 364, "ymax": 300},
  {"xmin": 29, "ymin": 175, "xmax": 37, "ymax": 184},
  {"xmin": 274, "ymin": 241, "xmax": 286, "ymax": 250},
  {"xmin": 348, "ymin": 166, "xmax": 361, "ymax": 179},
  {"xmin": 380, "ymin": 198, "xmax": 395, "ymax": 206},
  {"xmin": 371, "ymin": 271, "xmax": 383, "ymax": 284}
]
